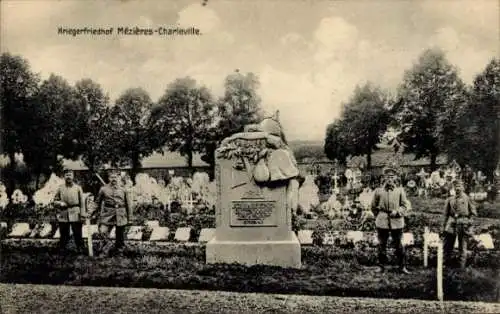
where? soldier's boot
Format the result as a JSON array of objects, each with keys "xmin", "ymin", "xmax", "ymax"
[{"xmin": 399, "ymin": 267, "xmax": 411, "ymax": 274}]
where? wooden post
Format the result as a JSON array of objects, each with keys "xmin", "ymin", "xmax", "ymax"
[
  {"xmin": 86, "ymin": 218, "xmax": 93, "ymax": 257},
  {"xmin": 423, "ymin": 226, "xmax": 429, "ymax": 267},
  {"xmin": 189, "ymin": 192, "xmax": 194, "ymax": 214},
  {"xmin": 437, "ymin": 240, "xmax": 444, "ymax": 301}
]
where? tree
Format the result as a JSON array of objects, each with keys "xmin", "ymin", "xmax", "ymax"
[
  {"xmin": 292, "ymin": 142, "xmax": 327, "ymax": 162},
  {"xmin": 324, "ymin": 120, "xmax": 350, "ymax": 165},
  {"xmin": 23, "ymin": 74, "xmax": 76, "ymax": 188},
  {"xmin": 151, "ymin": 77, "xmax": 215, "ymax": 172},
  {"xmin": 393, "ymin": 48, "xmax": 468, "ymax": 170},
  {"xmin": 450, "ymin": 58, "xmax": 500, "ymax": 178},
  {"xmin": 0, "ymin": 53, "xmax": 40, "ymax": 194},
  {"xmin": 338, "ymin": 83, "xmax": 390, "ymax": 168},
  {"xmin": 109, "ymin": 88, "xmax": 158, "ymax": 183},
  {"xmin": 68, "ymin": 79, "xmax": 112, "ymax": 175},
  {"xmin": 201, "ymin": 70, "xmax": 264, "ymax": 168}
]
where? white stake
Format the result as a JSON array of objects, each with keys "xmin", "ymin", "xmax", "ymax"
[
  {"xmin": 437, "ymin": 240, "xmax": 444, "ymax": 302},
  {"xmin": 423, "ymin": 226, "xmax": 429, "ymax": 267},
  {"xmin": 86, "ymin": 218, "xmax": 93, "ymax": 257}
]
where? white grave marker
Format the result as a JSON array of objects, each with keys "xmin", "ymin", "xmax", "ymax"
[
  {"xmin": 149, "ymin": 226, "xmax": 169, "ymax": 241},
  {"xmin": 174, "ymin": 227, "xmax": 191, "ymax": 242},
  {"xmin": 30, "ymin": 223, "xmax": 52, "ymax": 238},
  {"xmin": 198, "ymin": 228, "xmax": 216, "ymax": 243},
  {"xmin": 82, "ymin": 224, "xmax": 98, "ymax": 238},
  {"xmin": 474, "ymin": 233, "xmax": 494, "ymax": 249},
  {"xmin": 297, "ymin": 230, "xmax": 314, "ymax": 245},
  {"xmin": 346, "ymin": 231, "xmax": 364, "ymax": 243},
  {"xmin": 402, "ymin": 233, "xmax": 414, "ymax": 246},
  {"xmin": 9, "ymin": 223, "xmax": 31, "ymax": 237},
  {"xmin": 126, "ymin": 226, "xmax": 143, "ymax": 240},
  {"xmin": 145, "ymin": 220, "xmax": 160, "ymax": 229},
  {"xmin": 427, "ymin": 232, "xmax": 441, "ymax": 248}
]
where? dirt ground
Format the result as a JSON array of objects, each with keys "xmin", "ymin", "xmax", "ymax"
[{"xmin": 1, "ymin": 284, "xmax": 499, "ymax": 314}]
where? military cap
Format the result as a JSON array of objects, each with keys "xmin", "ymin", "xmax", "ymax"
[
  {"xmin": 452, "ymin": 180, "xmax": 464, "ymax": 188},
  {"xmin": 62, "ymin": 166, "xmax": 74, "ymax": 174},
  {"xmin": 383, "ymin": 165, "xmax": 398, "ymax": 176},
  {"xmin": 107, "ymin": 169, "xmax": 121, "ymax": 176}
]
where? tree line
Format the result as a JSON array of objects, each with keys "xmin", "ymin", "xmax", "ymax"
[
  {"xmin": 1, "ymin": 53, "xmax": 263, "ymax": 194},
  {"xmin": 324, "ymin": 48, "xmax": 499, "ymax": 179},
  {"xmin": 1, "ymin": 48, "xmax": 499, "ymax": 195}
]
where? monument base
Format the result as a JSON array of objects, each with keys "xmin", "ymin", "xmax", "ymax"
[{"xmin": 206, "ymin": 232, "xmax": 301, "ymax": 268}]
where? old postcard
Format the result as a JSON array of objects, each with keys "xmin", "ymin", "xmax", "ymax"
[{"xmin": 1, "ymin": 0, "xmax": 499, "ymax": 313}]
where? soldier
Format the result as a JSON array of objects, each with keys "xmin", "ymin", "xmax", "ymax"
[
  {"xmin": 371, "ymin": 163, "xmax": 412, "ymax": 274},
  {"xmin": 53, "ymin": 168, "xmax": 87, "ymax": 254},
  {"xmin": 441, "ymin": 180, "xmax": 477, "ymax": 268},
  {"xmin": 94, "ymin": 170, "xmax": 133, "ymax": 255}
]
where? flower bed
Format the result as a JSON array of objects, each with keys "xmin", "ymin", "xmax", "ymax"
[{"xmin": 1, "ymin": 241, "xmax": 499, "ymax": 302}]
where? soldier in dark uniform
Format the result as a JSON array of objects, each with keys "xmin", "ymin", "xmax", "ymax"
[
  {"xmin": 94, "ymin": 170, "xmax": 133, "ymax": 255},
  {"xmin": 53, "ymin": 168, "xmax": 87, "ymax": 254},
  {"xmin": 442, "ymin": 180, "xmax": 477, "ymax": 268}
]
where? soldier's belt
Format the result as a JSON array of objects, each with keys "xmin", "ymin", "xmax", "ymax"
[{"xmin": 103, "ymin": 204, "xmax": 125, "ymax": 209}]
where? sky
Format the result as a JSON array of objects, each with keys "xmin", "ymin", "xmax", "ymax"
[{"xmin": 1, "ymin": 0, "xmax": 498, "ymax": 141}]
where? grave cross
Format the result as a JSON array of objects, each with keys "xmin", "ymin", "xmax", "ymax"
[{"xmin": 332, "ymin": 170, "xmax": 339, "ymax": 191}]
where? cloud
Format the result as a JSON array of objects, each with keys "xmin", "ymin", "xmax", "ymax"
[
  {"xmin": 419, "ymin": 0, "xmax": 499, "ymax": 36},
  {"xmin": 1, "ymin": 0, "xmax": 497, "ymax": 142},
  {"xmin": 426, "ymin": 26, "xmax": 495, "ymax": 83},
  {"xmin": 177, "ymin": 3, "xmax": 221, "ymax": 33},
  {"xmin": 313, "ymin": 16, "xmax": 359, "ymax": 64}
]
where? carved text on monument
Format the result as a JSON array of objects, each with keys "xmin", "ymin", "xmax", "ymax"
[{"xmin": 230, "ymin": 200, "xmax": 277, "ymax": 227}]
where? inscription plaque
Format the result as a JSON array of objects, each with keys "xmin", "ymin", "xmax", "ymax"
[{"xmin": 230, "ymin": 200, "xmax": 277, "ymax": 227}]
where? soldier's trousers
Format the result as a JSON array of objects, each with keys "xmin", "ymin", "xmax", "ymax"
[
  {"xmin": 59, "ymin": 222, "xmax": 84, "ymax": 250},
  {"xmin": 377, "ymin": 228, "xmax": 405, "ymax": 268},
  {"xmin": 443, "ymin": 231, "xmax": 468, "ymax": 268},
  {"xmin": 99, "ymin": 224, "xmax": 126, "ymax": 249}
]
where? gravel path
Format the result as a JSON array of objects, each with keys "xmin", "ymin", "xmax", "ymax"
[{"xmin": 1, "ymin": 284, "xmax": 499, "ymax": 314}]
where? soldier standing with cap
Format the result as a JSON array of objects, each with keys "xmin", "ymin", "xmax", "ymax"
[
  {"xmin": 371, "ymin": 163, "xmax": 412, "ymax": 274},
  {"xmin": 53, "ymin": 167, "xmax": 87, "ymax": 254},
  {"xmin": 94, "ymin": 169, "xmax": 133, "ymax": 255},
  {"xmin": 442, "ymin": 180, "xmax": 477, "ymax": 268}
]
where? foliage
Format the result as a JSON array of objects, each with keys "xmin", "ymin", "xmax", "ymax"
[
  {"xmin": 448, "ymin": 58, "xmax": 500, "ymax": 178},
  {"xmin": 67, "ymin": 79, "xmax": 112, "ymax": 172},
  {"xmin": 201, "ymin": 71, "xmax": 264, "ymax": 167},
  {"xmin": 0, "ymin": 53, "xmax": 40, "ymax": 193},
  {"xmin": 151, "ymin": 77, "xmax": 216, "ymax": 170},
  {"xmin": 393, "ymin": 48, "xmax": 469, "ymax": 170},
  {"xmin": 22, "ymin": 74, "xmax": 77, "ymax": 184},
  {"xmin": 108, "ymin": 88, "xmax": 159, "ymax": 182},
  {"xmin": 324, "ymin": 121, "xmax": 350, "ymax": 165},
  {"xmin": 341, "ymin": 83, "xmax": 390, "ymax": 168},
  {"xmin": 292, "ymin": 142, "xmax": 327, "ymax": 162}
]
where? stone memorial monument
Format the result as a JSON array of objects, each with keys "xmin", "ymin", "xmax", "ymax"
[{"xmin": 206, "ymin": 111, "xmax": 302, "ymax": 268}]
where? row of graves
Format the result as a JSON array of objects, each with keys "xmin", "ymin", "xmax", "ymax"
[
  {"xmin": 407, "ymin": 160, "xmax": 495, "ymax": 201},
  {"xmin": 0, "ymin": 160, "xmax": 496, "ymax": 251}
]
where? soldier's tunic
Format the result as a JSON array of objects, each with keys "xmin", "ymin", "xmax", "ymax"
[
  {"xmin": 54, "ymin": 183, "xmax": 85, "ymax": 222},
  {"xmin": 371, "ymin": 184, "xmax": 412, "ymax": 269},
  {"xmin": 53, "ymin": 183, "xmax": 85, "ymax": 250},
  {"xmin": 96, "ymin": 184, "xmax": 132, "ymax": 226},
  {"xmin": 442, "ymin": 192, "xmax": 477, "ymax": 268}
]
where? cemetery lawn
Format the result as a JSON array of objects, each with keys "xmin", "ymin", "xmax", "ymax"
[
  {"xmin": 1, "ymin": 242, "xmax": 499, "ymax": 303},
  {"xmin": 2, "ymin": 284, "xmax": 500, "ymax": 314}
]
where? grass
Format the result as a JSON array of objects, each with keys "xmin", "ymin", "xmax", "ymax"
[
  {"xmin": 2, "ymin": 284, "xmax": 500, "ymax": 314},
  {"xmin": 1, "ymin": 241, "xmax": 499, "ymax": 302}
]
